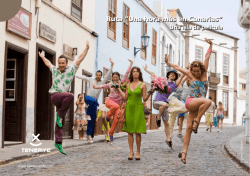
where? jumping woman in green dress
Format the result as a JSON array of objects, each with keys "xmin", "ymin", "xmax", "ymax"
[{"xmin": 122, "ymin": 67, "xmax": 154, "ymax": 160}]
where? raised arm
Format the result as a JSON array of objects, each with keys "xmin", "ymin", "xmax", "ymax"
[
  {"xmin": 203, "ymin": 38, "xmax": 213, "ymax": 71},
  {"xmin": 175, "ymin": 73, "xmax": 185, "ymax": 87},
  {"xmin": 93, "ymin": 82, "xmax": 111, "ymax": 89},
  {"xmin": 121, "ymin": 59, "xmax": 133, "ymax": 84},
  {"xmin": 39, "ymin": 51, "xmax": 52, "ymax": 69},
  {"xmin": 143, "ymin": 64, "xmax": 157, "ymax": 77},
  {"xmin": 165, "ymin": 54, "xmax": 191, "ymax": 78},
  {"xmin": 103, "ymin": 58, "xmax": 114, "ymax": 83},
  {"xmin": 75, "ymin": 40, "xmax": 90, "ymax": 67}
]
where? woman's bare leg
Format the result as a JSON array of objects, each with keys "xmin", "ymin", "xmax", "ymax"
[
  {"xmin": 220, "ymin": 119, "xmax": 224, "ymax": 130},
  {"xmin": 128, "ymin": 134, "xmax": 134, "ymax": 157},
  {"xmin": 136, "ymin": 134, "xmax": 141, "ymax": 157},
  {"xmin": 164, "ymin": 121, "xmax": 170, "ymax": 141},
  {"xmin": 158, "ymin": 103, "xmax": 168, "ymax": 120},
  {"xmin": 217, "ymin": 119, "xmax": 220, "ymax": 129},
  {"xmin": 210, "ymin": 123, "xmax": 212, "ymax": 132},
  {"xmin": 179, "ymin": 116, "xmax": 184, "ymax": 134},
  {"xmin": 187, "ymin": 98, "xmax": 212, "ymax": 130},
  {"xmin": 181, "ymin": 111, "xmax": 198, "ymax": 160}
]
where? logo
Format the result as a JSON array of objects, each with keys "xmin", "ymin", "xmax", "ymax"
[
  {"xmin": 30, "ymin": 134, "xmax": 42, "ymax": 146},
  {"xmin": 21, "ymin": 133, "xmax": 51, "ymax": 153}
]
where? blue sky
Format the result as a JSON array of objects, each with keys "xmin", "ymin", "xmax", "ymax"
[{"xmin": 143, "ymin": 0, "xmax": 246, "ymax": 71}]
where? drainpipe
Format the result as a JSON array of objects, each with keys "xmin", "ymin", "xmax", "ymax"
[{"xmin": 91, "ymin": 31, "xmax": 99, "ymax": 73}]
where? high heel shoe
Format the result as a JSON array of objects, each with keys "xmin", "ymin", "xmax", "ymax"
[
  {"xmin": 178, "ymin": 151, "xmax": 187, "ymax": 164},
  {"xmin": 165, "ymin": 140, "xmax": 172, "ymax": 149},
  {"xmin": 192, "ymin": 119, "xmax": 199, "ymax": 134}
]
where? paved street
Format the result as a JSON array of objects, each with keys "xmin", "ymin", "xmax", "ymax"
[{"xmin": 0, "ymin": 126, "xmax": 248, "ymax": 176}]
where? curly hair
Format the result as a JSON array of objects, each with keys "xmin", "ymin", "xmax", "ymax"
[
  {"xmin": 190, "ymin": 61, "xmax": 207, "ymax": 73},
  {"xmin": 129, "ymin": 67, "xmax": 143, "ymax": 82}
]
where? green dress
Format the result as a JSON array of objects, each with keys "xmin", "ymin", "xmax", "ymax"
[{"xmin": 122, "ymin": 82, "xmax": 146, "ymax": 134}]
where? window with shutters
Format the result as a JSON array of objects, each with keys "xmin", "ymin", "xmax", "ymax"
[
  {"xmin": 223, "ymin": 91, "xmax": 228, "ymax": 117},
  {"xmin": 71, "ymin": 0, "xmax": 83, "ymax": 22},
  {"xmin": 122, "ymin": 4, "xmax": 130, "ymax": 49},
  {"xmin": 141, "ymin": 21, "xmax": 147, "ymax": 59},
  {"xmin": 107, "ymin": 0, "xmax": 117, "ymax": 41},
  {"xmin": 209, "ymin": 52, "xmax": 216, "ymax": 73},
  {"xmin": 223, "ymin": 54, "xmax": 229, "ymax": 85},
  {"xmin": 151, "ymin": 29, "xmax": 157, "ymax": 65},
  {"xmin": 195, "ymin": 46, "xmax": 203, "ymax": 61}
]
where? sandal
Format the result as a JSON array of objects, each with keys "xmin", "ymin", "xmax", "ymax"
[
  {"xmin": 206, "ymin": 127, "xmax": 209, "ymax": 131},
  {"xmin": 178, "ymin": 151, "xmax": 187, "ymax": 164},
  {"xmin": 192, "ymin": 119, "xmax": 199, "ymax": 134},
  {"xmin": 165, "ymin": 140, "xmax": 172, "ymax": 149}
]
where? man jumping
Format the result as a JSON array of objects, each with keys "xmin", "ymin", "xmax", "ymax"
[{"xmin": 38, "ymin": 41, "xmax": 89, "ymax": 155}]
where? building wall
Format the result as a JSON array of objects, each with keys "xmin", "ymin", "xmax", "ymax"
[
  {"xmin": 0, "ymin": 0, "xmax": 95, "ymax": 147},
  {"xmin": 95, "ymin": 0, "xmax": 160, "ymax": 110}
]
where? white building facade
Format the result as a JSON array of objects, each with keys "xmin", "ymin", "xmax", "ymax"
[
  {"xmin": 237, "ymin": 0, "xmax": 250, "ymax": 143},
  {"xmin": 0, "ymin": 0, "xmax": 96, "ymax": 148}
]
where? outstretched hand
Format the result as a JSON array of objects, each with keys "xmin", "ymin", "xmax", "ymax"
[
  {"xmin": 39, "ymin": 51, "xmax": 45, "ymax": 58},
  {"xmin": 86, "ymin": 40, "xmax": 90, "ymax": 49},
  {"xmin": 205, "ymin": 38, "xmax": 212, "ymax": 45},
  {"xmin": 143, "ymin": 64, "xmax": 147, "ymax": 71},
  {"xmin": 128, "ymin": 58, "xmax": 133, "ymax": 63},
  {"xmin": 109, "ymin": 58, "xmax": 114, "ymax": 67},
  {"xmin": 164, "ymin": 54, "xmax": 170, "ymax": 64}
]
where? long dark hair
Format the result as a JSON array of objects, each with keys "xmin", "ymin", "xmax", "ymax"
[{"xmin": 129, "ymin": 67, "xmax": 143, "ymax": 82}]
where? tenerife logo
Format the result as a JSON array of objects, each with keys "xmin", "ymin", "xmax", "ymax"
[{"xmin": 30, "ymin": 134, "xmax": 42, "ymax": 146}]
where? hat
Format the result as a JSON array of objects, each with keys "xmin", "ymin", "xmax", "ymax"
[{"xmin": 166, "ymin": 70, "xmax": 178, "ymax": 81}]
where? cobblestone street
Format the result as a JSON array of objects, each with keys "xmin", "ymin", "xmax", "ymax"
[{"xmin": 0, "ymin": 126, "xmax": 248, "ymax": 176}]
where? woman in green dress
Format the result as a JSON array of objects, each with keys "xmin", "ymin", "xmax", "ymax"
[{"xmin": 122, "ymin": 66, "xmax": 154, "ymax": 160}]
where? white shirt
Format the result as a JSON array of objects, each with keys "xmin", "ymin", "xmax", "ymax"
[{"xmin": 75, "ymin": 67, "xmax": 113, "ymax": 100}]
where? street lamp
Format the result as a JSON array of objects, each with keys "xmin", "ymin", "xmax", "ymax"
[{"xmin": 134, "ymin": 33, "xmax": 150, "ymax": 57}]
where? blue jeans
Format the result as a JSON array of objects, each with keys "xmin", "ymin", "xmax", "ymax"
[{"xmin": 85, "ymin": 95, "xmax": 99, "ymax": 136}]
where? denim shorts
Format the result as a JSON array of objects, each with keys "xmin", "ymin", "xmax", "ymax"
[{"xmin": 217, "ymin": 115, "xmax": 224, "ymax": 119}]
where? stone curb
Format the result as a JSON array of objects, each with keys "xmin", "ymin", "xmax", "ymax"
[
  {"xmin": 224, "ymin": 138, "xmax": 250, "ymax": 173},
  {"xmin": 0, "ymin": 130, "xmax": 162, "ymax": 166}
]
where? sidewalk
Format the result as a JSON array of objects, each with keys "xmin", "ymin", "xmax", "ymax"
[
  {"xmin": 0, "ymin": 130, "xmax": 160, "ymax": 166},
  {"xmin": 224, "ymin": 132, "xmax": 250, "ymax": 173}
]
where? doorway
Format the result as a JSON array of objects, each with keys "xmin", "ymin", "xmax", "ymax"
[
  {"xmin": 3, "ymin": 42, "xmax": 28, "ymax": 146},
  {"xmin": 35, "ymin": 43, "xmax": 56, "ymax": 140}
]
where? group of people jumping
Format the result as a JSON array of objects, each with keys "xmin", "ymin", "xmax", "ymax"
[{"xmin": 39, "ymin": 37, "xmax": 225, "ymax": 164}]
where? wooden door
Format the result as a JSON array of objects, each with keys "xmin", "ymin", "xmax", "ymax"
[
  {"xmin": 36, "ymin": 50, "xmax": 53, "ymax": 140},
  {"xmin": 5, "ymin": 55, "xmax": 23, "ymax": 141}
]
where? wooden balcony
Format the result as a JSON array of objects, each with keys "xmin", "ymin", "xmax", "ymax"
[{"xmin": 208, "ymin": 72, "xmax": 220, "ymax": 85}]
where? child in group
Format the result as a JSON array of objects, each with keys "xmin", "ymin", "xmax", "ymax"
[
  {"xmin": 143, "ymin": 101, "xmax": 152, "ymax": 128},
  {"xmin": 72, "ymin": 94, "xmax": 88, "ymax": 140},
  {"xmin": 217, "ymin": 102, "xmax": 224, "ymax": 132}
]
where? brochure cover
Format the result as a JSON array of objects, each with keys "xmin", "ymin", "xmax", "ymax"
[{"xmin": 0, "ymin": 0, "xmax": 249, "ymax": 175}]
